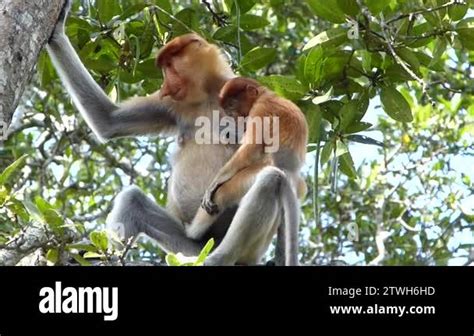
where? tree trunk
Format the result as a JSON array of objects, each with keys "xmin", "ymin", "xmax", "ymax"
[{"xmin": 0, "ymin": 0, "xmax": 64, "ymax": 138}]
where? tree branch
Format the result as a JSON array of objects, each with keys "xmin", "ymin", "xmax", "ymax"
[
  {"xmin": 202, "ymin": 0, "xmax": 228, "ymax": 27},
  {"xmin": 386, "ymin": 0, "xmax": 465, "ymax": 25},
  {"xmin": 0, "ymin": 0, "xmax": 64, "ymax": 134}
]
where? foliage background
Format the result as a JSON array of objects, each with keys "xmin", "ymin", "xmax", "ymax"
[{"xmin": 1, "ymin": 0, "xmax": 473, "ymax": 265}]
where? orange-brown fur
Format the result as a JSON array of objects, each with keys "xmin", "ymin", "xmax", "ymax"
[
  {"xmin": 219, "ymin": 77, "xmax": 308, "ymax": 167},
  {"xmin": 215, "ymin": 77, "xmax": 308, "ymax": 201},
  {"xmin": 156, "ymin": 33, "xmax": 234, "ymax": 105},
  {"xmin": 186, "ymin": 77, "xmax": 308, "ymax": 240},
  {"xmin": 48, "ymin": 0, "xmax": 300, "ymax": 263}
]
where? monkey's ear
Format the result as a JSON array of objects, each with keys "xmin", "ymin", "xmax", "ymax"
[{"xmin": 246, "ymin": 85, "xmax": 259, "ymax": 98}]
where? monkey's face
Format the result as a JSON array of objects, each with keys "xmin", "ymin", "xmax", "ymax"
[
  {"xmin": 156, "ymin": 34, "xmax": 206, "ymax": 102},
  {"xmin": 219, "ymin": 78, "xmax": 260, "ymax": 118},
  {"xmin": 221, "ymin": 94, "xmax": 257, "ymax": 119},
  {"xmin": 159, "ymin": 61, "xmax": 187, "ymax": 100}
]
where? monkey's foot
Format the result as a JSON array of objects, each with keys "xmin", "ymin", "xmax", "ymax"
[
  {"xmin": 58, "ymin": 0, "xmax": 72, "ymax": 23},
  {"xmin": 49, "ymin": 0, "xmax": 72, "ymax": 43},
  {"xmin": 201, "ymin": 189, "xmax": 219, "ymax": 215}
]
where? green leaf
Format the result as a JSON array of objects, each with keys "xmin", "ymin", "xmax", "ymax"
[
  {"xmin": 84, "ymin": 252, "xmax": 104, "ymax": 259},
  {"xmin": 305, "ymin": 104, "xmax": 324, "ymax": 143},
  {"xmin": 345, "ymin": 121, "xmax": 373, "ymax": 134},
  {"xmin": 136, "ymin": 58, "xmax": 163, "ymax": 79},
  {"xmin": 46, "ymin": 249, "xmax": 59, "ymax": 265},
  {"xmin": 154, "ymin": 0, "xmax": 173, "ymax": 37},
  {"xmin": 155, "ymin": 0, "xmax": 173, "ymax": 15},
  {"xmin": 461, "ymin": 123, "xmax": 474, "ymax": 136},
  {"xmin": 85, "ymin": 54, "xmax": 117, "ymax": 73},
  {"xmin": 406, "ymin": 22, "xmax": 435, "ymax": 47},
  {"xmin": 384, "ymin": 63, "xmax": 413, "ymax": 82},
  {"xmin": 304, "ymin": 46, "xmax": 324, "ymax": 84},
  {"xmin": 361, "ymin": 50, "xmax": 372, "ymax": 73},
  {"xmin": 414, "ymin": 104, "xmax": 432, "ymax": 123},
  {"xmin": 422, "ymin": 0, "xmax": 444, "ymax": 27},
  {"xmin": 37, "ymin": 51, "xmax": 55, "ymax": 87},
  {"xmin": 165, "ymin": 252, "xmax": 197, "ymax": 266},
  {"xmin": 67, "ymin": 244, "xmax": 99, "ymax": 253},
  {"xmin": 312, "ymin": 87, "xmax": 333, "ymax": 105},
  {"xmin": 23, "ymin": 198, "xmax": 43, "ymax": 223},
  {"xmin": 380, "ymin": 86, "xmax": 413, "ymax": 122},
  {"xmin": 35, "ymin": 197, "xmax": 64, "ymax": 233},
  {"xmin": 67, "ymin": 17, "xmax": 96, "ymax": 33},
  {"xmin": 79, "ymin": 40, "xmax": 99, "ymax": 60},
  {"xmin": 7, "ymin": 199, "xmax": 29, "ymax": 222},
  {"xmin": 173, "ymin": 8, "xmax": 198, "ymax": 34},
  {"xmin": 226, "ymin": 0, "xmax": 256, "ymax": 14},
  {"xmin": 397, "ymin": 48, "xmax": 420, "ymax": 75},
  {"xmin": 165, "ymin": 253, "xmax": 181, "ymax": 266},
  {"xmin": 321, "ymin": 51, "xmax": 352, "ymax": 81},
  {"xmin": 365, "ymin": 0, "xmax": 391, "ymax": 15},
  {"xmin": 240, "ymin": 47, "xmax": 277, "ymax": 71},
  {"xmin": 355, "ymin": 90, "xmax": 370, "ymax": 121},
  {"xmin": 43, "ymin": 209, "xmax": 65, "ymax": 232},
  {"xmin": 96, "ymin": 0, "xmax": 121, "ymax": 23},
  {"xmin": 346, "ymin": 134, "xmax": 384, "ymax": 147},
  {"xmin": 430, "ymin": 37, "xmax": 447, "ymax": 67},
  {"xmin": 0, "ymin": 154, "xmax": 28, "ymax": 186},
  {"xmin": 337, "ymin": 0, "xmax": 359, "ymax": 17},
  {"xmin": 461, "ymin": 173, "xmax": 472, "ymax": 187},
  {"xmin": 303, "ymin": 27, "xmax": 348, "ymax": 51},
  {"xmin": 338, "ymin": 152, "xmax": 357, "ymax": 179},
  {"xmin": 119, "ymin": 3, "xmax": 148, "ymax": 21},
  {"xmin": 196, "ymin": 238, "xmax": 215, "ymax": 265},
  {"xmin": 448, "ymin": 3, "xmax": 468, "ymax": 21},
  {"xmin": 296, "ymin": 54, "xmax": 309, "ymax": 87},
  {"xmin": 335, "ymin": 140, "xmax": 349, "ymax": 157},
  {"xmin": 258, "ymin": 75, "xmax": 306, "ymax": 101},
  {"xmin": 90, "ymin": 231, "xmax": 109, "ymax": 252},
  {"xmin": 307, "ymin": 0, "xmax": 346, "ymax": 23},
  {"xmin": 320, "ymin": 140, "xmax": 334, "ymax": 166},
  {"xmin": 468, "ymin": 104, "xmax": 474, "ymax": 117},
  {"xmin": 320, "ymin": 100, "xmax": 343, "ymax": 123},
  {"xmin": 71, "ymin": 253, "xmax": 92, "ymax": 266},
  {"xmin": 339, "ymin": 100, "xmax": 359, "ymax": 131},
  {"xmin": 456, "ymin": 18, "xmax": 474, "ymax": 50},
  {"xmin": 239, "ymin": 14, "xmax": 270, "ymax": 30},
  {"xmin": 213, "ymin": 25, "xmax": 238, "ymax": 41}
]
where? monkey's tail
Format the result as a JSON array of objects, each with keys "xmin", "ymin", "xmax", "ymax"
[{"xmin": 280, "ymin": 176, "xmax": 300, "ymax": 266}]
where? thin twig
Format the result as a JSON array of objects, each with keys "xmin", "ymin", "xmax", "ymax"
[
  {"xmin": 235, "ymin": 1, "xmax": 242, "ymax": 63},
  {"xmin": 386, "ymin": 0, "xmax": 464, "ymax": 25},
  {"xmin": 202, "ymin": 0, "xmax": 228, "ymax": 27},
  {"xmin": 380, "ymin": 14, "xmax": 435, "ymax": 106},
  {"xmin": 313, "ymin": 139, "xmax": 321, "ymax": 238},
  {"xmin": 119, "ymin": 236, "xmax": 136, "ymax": 266}
]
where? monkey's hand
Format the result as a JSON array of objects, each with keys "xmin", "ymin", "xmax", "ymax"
[
  {"xmin": 201, "ymin": 186, "xmax": 219, "ymax": 215},
  {"xmin": 49, "ymin": 0, "xmax": 72, "ymax": 42}
]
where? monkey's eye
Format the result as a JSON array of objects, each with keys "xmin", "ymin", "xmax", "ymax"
[{"xmin": 229, "ymin": 99, "xmax": 238, "ymax": 108}]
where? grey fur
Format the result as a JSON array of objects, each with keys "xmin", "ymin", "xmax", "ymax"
[{"xmin": 46, "ymin": 6, "xmax": 299, "ymax": 265}]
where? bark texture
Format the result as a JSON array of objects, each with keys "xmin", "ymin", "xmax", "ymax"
[{"xmin": 0, "ymin": 0, "xmax": 63, "ymax": 128}]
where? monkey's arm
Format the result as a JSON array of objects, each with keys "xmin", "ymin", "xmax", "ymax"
[
  {"xmin": 46, "ymin": 8, "xmax": 177, "ymax": 141},
  {"xmin": 202, "ymin": 143, "xmax": 265, "ymax": 214}
]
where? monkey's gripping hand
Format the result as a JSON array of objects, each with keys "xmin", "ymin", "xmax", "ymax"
[
  {"xmin": 201, "ymin": 186, "xmax": 219, "ymax": 215},
  {"xmin": 49, "ymin": 0, "xmax": 72, "ymax": 42}
]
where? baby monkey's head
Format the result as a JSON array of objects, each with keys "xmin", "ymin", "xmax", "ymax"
[{"xmin": 219, "ymin": 77, "xmax": 263, "ymax": 118}]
